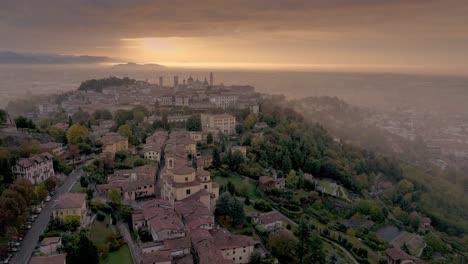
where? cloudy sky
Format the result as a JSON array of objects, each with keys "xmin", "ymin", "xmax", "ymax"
[{"xmin": 1, "ymin": 0, "xmax": 467, "ymax": 73}]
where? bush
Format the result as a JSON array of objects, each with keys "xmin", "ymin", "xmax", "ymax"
[
  {"xmin": 97, "ymin": 212, "xmax": 105, "ymax": 221},
  {"xmin": 280, "ymin": 205, "xmax": 303, "ymax": 219},
  {"xmin": 80, "ymin": 177, "xmax": 89, "ymax": 188},
  {"xmin": 98, "ymin": 243, "xmax": 109, "ymax": 259},
  {"xmin": 109, "ymin": 239, "xmax": 122, "ymax": 252},
  {"xmin": 254, "ymin": 200, "xmax": 273, "ymax": 212}
]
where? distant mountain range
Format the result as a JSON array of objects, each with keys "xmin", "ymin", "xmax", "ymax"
[
  {"xmin": 112, "ymin": 62, "xmax": 167, "ymax": 70},
  {"xmin": 0, "ymin": 51, "xmax": 115, "ymax": 64}
]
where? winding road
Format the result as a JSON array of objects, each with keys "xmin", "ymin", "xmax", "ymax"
[{"xmin": 11, "ymin": 166, "xmax": 84, "ymax": 264}]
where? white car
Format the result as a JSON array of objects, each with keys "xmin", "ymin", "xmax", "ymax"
[{"xmin": 45, "ymin": 196, "xmax": 51, "ymax": 202}]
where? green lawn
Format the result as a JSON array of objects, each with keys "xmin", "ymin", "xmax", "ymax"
[
  {"xmin": 90, "ymin": 214, "xmax": 114, "ymax": 245},
  {"xmin": 99, "ymin": 244, "xmax": 133, "ymax": 264},
  {"xmin": 214, "ymin": 174, "xmax": 262, "ymax": 199}
]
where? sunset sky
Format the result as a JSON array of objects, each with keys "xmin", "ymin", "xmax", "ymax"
[{"xmin": 1, "ymin": 0, "xmax": 467, "ymax": 73}]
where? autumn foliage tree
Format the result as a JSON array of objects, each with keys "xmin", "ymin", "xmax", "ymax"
[{"xmin": 67, "ymin": 124, "xmax": 89, "ymax": 144}]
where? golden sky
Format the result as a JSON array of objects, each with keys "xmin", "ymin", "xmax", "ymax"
[{"xmin": 1, "ymin": 0, "xmax": 468, "ymax": 74}]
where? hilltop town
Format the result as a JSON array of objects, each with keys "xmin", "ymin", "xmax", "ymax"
[{"xmin": 0, "ymin": 75, "xmax": 466, "ymax": 264}]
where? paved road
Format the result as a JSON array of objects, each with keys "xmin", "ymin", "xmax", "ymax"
[{"xmin": 11, "ymin": 167, "xmax": 84, "ymax": 264}]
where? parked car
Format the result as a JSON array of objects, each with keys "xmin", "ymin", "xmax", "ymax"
[
  {"xmin": 8, "ymin": 241, "xmax": 20, "ymax": 247},
  {"xmin": 50, "ymin": 191, "xmax": 56, "ymax": 196},
  {"xmin": 45, "ymin": 195, "xmax": 51, "ymax": 202},
  {"xmin": 33, "ymin": 207, "xmax": 42, "ymax": 214}
]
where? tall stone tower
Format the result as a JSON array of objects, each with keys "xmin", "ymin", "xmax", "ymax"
[
  {"xmin": 174, "ymin": 76, "xmax": 179, "ymax": 88},
  {"xmin": 159, "ymin": 76, "xmax": 163, "ymax": 87},
  {"xmin": 209, "ymin": 72, "xmax": 214, "ymax": 87}
]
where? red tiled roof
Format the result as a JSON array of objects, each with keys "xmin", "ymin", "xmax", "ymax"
[
  {"xmin": 55, "ymin": 193, "xmax": 86, "ymax": 209},
  {"xmin": 210, "ymin": 227, "xmax": 257, "ymax": 250},
  {"xmin": 255, "ymin": 211, "xmax": 283, "ymax": 225},
  {"xmin": 30, "ymin": 254, "xmax": 66, "ymax": 264},
  {"xmin": 141, "ymin": 250, "xmax": 171, "ymax": 264}
]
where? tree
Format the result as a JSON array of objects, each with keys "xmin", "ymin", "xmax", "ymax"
[
  {"xmin": 286, "ymin": 170, "xmax": 298, "ymax": 188},
  {"xmin": 15, "ymin": 116, "xmax": 36, "ymax": 129},
  {"xmin": 212, "ymin": 148, "xmax": 221, "ymax": 168},
  {"xmin": 244, "ymin": 196, "xmax": 251, "ymax": 205},
  {"xmin": 216, "ymin": 192, "xmax": 232, "ymax": 216},
  {"xmin": 207, "ymin": 132, "xmax": 213, "ymax": 144},
  {"xmin": 186, "ymin": 115, "xmax": 201, "ymax": 131},
  {"xmin": 65, "ymin": 233, "xmax": 99, "ymax": 264},
  {"xmin": 253, "ymin": 200, "xmax": 272, "ymax": 212},
  {"xmin": 296, "ymin": 221, "xmax": 325, "ymax": 264},
  {"xmin": 117, "ymin": 124, "xmax": 132, "ymax": 139},
  {"xmin": 244, "ymin": 113, "xmax": 257, "ymax": 129},
  {"xmin": 93, "ymin": 109, "xmax": 112, "ymax": 120},
  {"xmin": 231, "ymin": 198, "xmax": 246, "ymax": 226},
  {"xmin": 67, "ymin": 124, "xmax": 89, "ymax": 144},
  {"xmin": 64, "ymin": 215, "xmax": 81, "ymax": 231},
  {"xmin": 44, "ymin": 177, "xmax": 59, "ymax": 192},
  {"xmin": 107, "ymin": 189, "xmax": 122, "ymax": 206},
  {"xmin": 268, "ymin": 230, "xmax": 298, "ymax": 263}
]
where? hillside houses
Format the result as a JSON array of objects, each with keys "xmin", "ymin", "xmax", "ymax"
[
  {"xmin": 12, "ymin": 152, "xmax": 55, "ymax": 184},
  {"xmin": 96, "ymin": 165, "xmax": 156, "ymax": 201},
  {"xmin": 132, "ymin": 197, "xmax": 256, "ymax": 264}
]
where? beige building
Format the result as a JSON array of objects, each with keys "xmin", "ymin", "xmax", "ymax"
[
  {"xmin": 201, "ymin": 113, "xmax": 236, "ymax": 135},
  {"xmin": 40, "ymin": 142, "xmax": 66, "ymax": 157},
  {"xmin": 212, "ymin": 228, "xmax": 256, "ymax": 264},
  {"xmin": 12, "ymin": 152, "xmax": 55, "ymax": 185},
  {"xmin": 100, "ymin": 132, "xmax": 128, "ymax": 154},
  {"xmin": 258, "ymin": 176, "xmax": 286, "ymax": 191},
  {"xmin": 160, "ymin": 159, "xmax": 219, "ymax": 210},
  {"xmin": 161, "ymin": 130, "xmax": 219, "ymax": 210},
  {"xmin": 53, "ymin": 193, "xmax": 87, "ymax": 225},
  {"xmin": 143, "ymin": 130, "xmax": 167, "ymax": 162},
  {"xmin": 96, "ymin": 165, "xmax": 156, "ymax": 201},
  {"xmin": 253, "ymin": 211, "xmax": 283, "ymax": 232}
]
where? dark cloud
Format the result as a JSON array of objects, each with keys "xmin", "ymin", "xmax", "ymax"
[{"xmin": 0, "ymin": 0, "xmax": 467, "ymax": 71}]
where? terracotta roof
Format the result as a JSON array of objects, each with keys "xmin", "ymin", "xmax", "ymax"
[
  {"xmin": 30, "ymin": 254, "xmax": 66, "ymax": 264},
  {"xmin": 190, "ymin": 228, "xmax": 213, "ymax": 244},
  {"xmin": 40, "ymin": 237, "xmax": 61, "ymax": 246},
  {"xmin": 17, "ymin": 152, "xmax": 54, "ymax": 168},
  {"xmin": 141, "ymin": 250, "xmax": 172, "ymax": 264},
  {"xmin": 196, "ymin": 170, "xmax": 210, "ymax": 178},
  {"xmin": 385, "ymin": 248, "xmax": 417, "ymax": 261},
  {"xmin": 99, "ymin": 132, "xmax": 127, "ymax": 146},
  {"xmin": 163, "ymin": 236, "xmax": 191, "ymax": 252},
  {"xmin": 173, "ymin": 254, "xmax": 194, "ymax": 264},
  {"xmin": 54, "ymin": 193, "xmax": 86, "ymax": 209},
  {"xmin": 255, "ymin": 211, "xmax": 283, "ymax": 225},
  {"xmin": 148, "ymin": 211, "xmax": 184, "ymax": 233},
  {"xmin": 258, "ymin": 176, "xmax": 275, "ymax": 185},
  {"xmin": 210, "ymin": 228, "xmax": 257, "ymax": 250}
]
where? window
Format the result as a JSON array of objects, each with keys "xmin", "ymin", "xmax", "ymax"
[
  {"xmin": 204, "ymin": 185, "xmax": 207, "ymax": 189},
  {"xmin": 185, "ymin": 177, "xmax": 188, "ymax": 182},
  {"xmin": 186, "ymin": 189, "xmax": 191, "ymax": 195}
]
